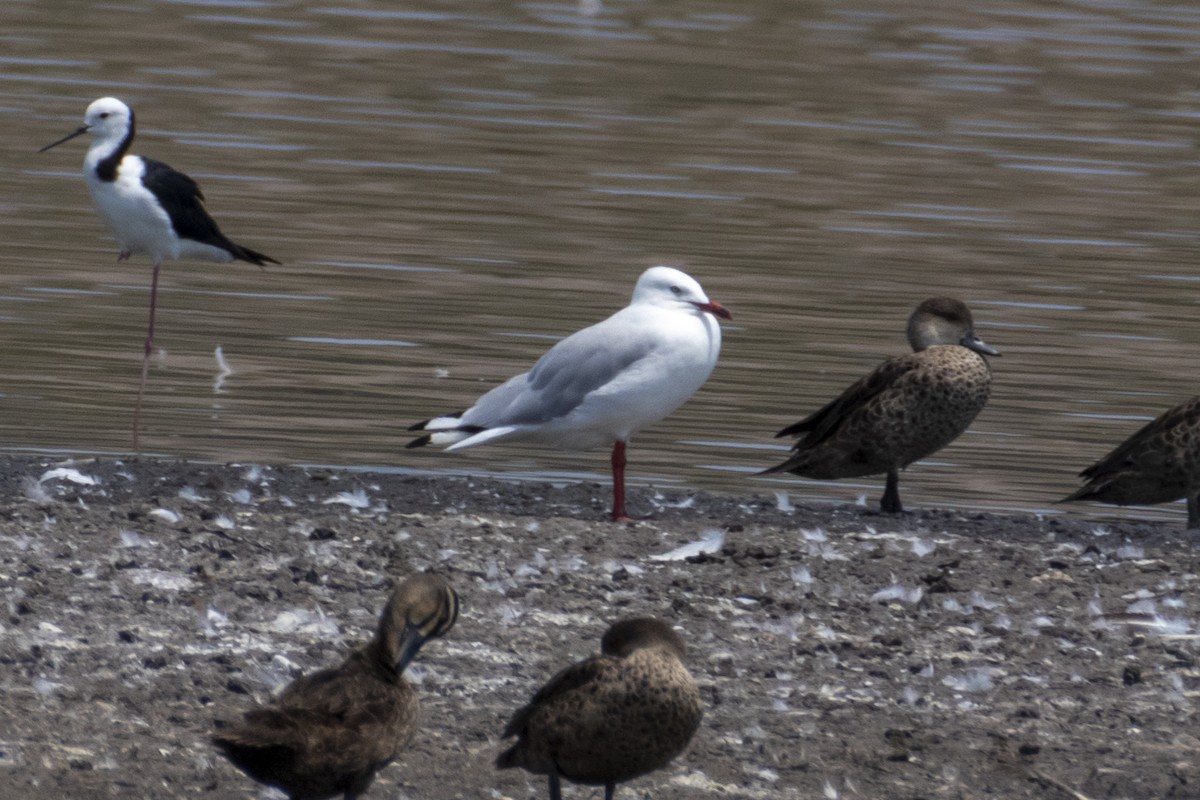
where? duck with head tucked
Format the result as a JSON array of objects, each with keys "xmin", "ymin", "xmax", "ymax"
[
  {"xmin": 212, "ymin": 574, "xmax": 459, "ymax": 800},
  {"xmin": 497, "ymin": 617, "xmax": 702, "ymax": 800},
  {"xmin": 761, "ymin": 297, "xmax": 999, "ymax": 513},
  {"xmin": 1063, "ymin": 395, "xmax": 1200, "ymax": 528}
]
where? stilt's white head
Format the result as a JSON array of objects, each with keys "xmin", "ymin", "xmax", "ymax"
[
  {"xmin": 39, "ymin": 96, "xmax": 133, "ymax": 153},
  {"xmin": 82, "ymin": 97, "xmax": 133, "ymax": 143}
]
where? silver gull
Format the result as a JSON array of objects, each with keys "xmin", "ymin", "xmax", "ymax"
[{"xmin": 408, "ymin": 266, "xmax": 731, "ymax": 521}]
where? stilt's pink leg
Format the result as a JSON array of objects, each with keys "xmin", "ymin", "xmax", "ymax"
[{"xmin": 131, "ymin": 261, "xmax": 162, "ymax": 453}]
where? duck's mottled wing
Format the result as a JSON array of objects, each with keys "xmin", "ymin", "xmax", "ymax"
[
  {"xmin": 211, "ymin": 708, "xmax": 327, "ymax": 787},
  {"xmin": 501, "ymin": 656, "xmax": 609, "ymax": 739},
  {"xmin": 1077, "ymin": 397, "xmax": 1200, "ymax": 483},
  {"xmin": 213, "ymin": 706, "xmax": 392, "ymax": 796},
  {"xmin": 277, "ymin": 665, "xmax": 358, "ymax": 713},
  {"xmin": 775, "ymin": 355, "xmax": 920, "ymax": 448},
  {"xmin": 213, "ymin": 707, "xmax": 304, "ymax": 756},
  {"xmin": 279, "ymin": 662, "xmax": 415, "ymax": 730}
]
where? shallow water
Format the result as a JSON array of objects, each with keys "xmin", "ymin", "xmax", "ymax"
[{"xmin": 3, "ymin": 0, "xmax": 1200, "ymax": 524}]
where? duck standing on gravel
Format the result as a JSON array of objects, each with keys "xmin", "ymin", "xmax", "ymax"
[
  {"xmin": 212, "ymin": 574, "xmax": 459, "ymax": 800},
  {"xmin": 1063, "ymin": 395, "xmax": 1200, "ymax": 528},
  {"xmin": 761, "ymin": 297, "xmax": 999, "ymax": 513},
  {"xmin": 497, "ymin": 617, "xmax": 702, "ymax": 800},
  {"xmin": 408, "ymin": 266, "xmax": 731, "ymax": 521}
]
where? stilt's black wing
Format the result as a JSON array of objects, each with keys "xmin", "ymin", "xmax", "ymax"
[{"xmin": 141, "ymin": 158, "xmax": 278, "ymax": 265}]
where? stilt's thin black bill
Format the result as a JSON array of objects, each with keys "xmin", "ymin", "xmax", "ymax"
[{"xmin": 39, "ymin": 126, "xmax": 90, "ymax": 153}]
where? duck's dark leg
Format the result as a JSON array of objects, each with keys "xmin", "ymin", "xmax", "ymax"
[
  {"xmin": 1188, "ymin": 493, "xmax": 1200, "ymax": 529},
  {"xmin": 549, "ymin": 772, "xmax": 562, "ymax": 800},
  {"xmin": 605, "ymin": 781, "xmax": 616, "ymax": 800},
  {"xmin": 610, "ymin": 440, "xmax": 629, "ymax": 522},
  {"xmin": 880, "ymin": 468, "xmax": 904, "ymax": 513},
  {"xmin": 131, "ymin": 260, "xmax": 163, "ymax": 453}
]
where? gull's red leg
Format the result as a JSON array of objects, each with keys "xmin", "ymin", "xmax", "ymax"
[{"xmin": 610, "ymin": 440, "xmax": 628, "ymax": 521}]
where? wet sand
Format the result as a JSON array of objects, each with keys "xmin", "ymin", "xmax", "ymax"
[{"xmin": 0, "ymin": 455, "xmax": 1195, "ymax": 799}]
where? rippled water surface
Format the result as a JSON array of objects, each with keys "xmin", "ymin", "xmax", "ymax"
[{"xmin": 5, "ymin": 0, "xmax": 1200, "ymax": 523}]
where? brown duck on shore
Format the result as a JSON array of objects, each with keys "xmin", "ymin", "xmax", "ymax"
[
  {"xmin": 761, "ymin": 297, "xmax": 999, "ymax": 513},
  {"xmin": 497, "ymin": 617, "xmax": 702, "ymax": 800},
  {"xmin": 212, "ymin": 574, "xmax": 460, "ymax": 800},
  {"xmin": 1063, "ymin": 395, "xmax": 1200, "ymax": 528}
]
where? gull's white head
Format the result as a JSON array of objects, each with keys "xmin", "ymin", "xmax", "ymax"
[
  {"xmin": 39, "ymin": 96, "xmax": 133, "ymax": 153},
  {"xmin": 631, "ymin": 266, "xmax": 732, "ymax": 320}
]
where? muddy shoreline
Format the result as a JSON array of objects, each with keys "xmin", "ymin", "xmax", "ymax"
[{"xmin": 0, "ymin": 455, "xmax": 1196, "ymax": 799}]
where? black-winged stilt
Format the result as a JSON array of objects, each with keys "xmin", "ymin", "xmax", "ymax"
[
  {"xmin": 40, "ymin": 96, "xmax": 279, "ymax": 451},
  {"xmin": 407, "ymin": 266, "xmax": 731, "ymax": 522}
]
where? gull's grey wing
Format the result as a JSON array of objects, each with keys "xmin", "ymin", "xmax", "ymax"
[{"xmin": 462, "ymin": 319, "xmax": 656, "ymax": 427}]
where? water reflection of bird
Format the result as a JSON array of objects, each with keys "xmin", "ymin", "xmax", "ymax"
[
  {"xmin": 212, "ymin": 574, "xmax": 459, "ymax": 800},
  {"xmin": 39, "ymin": 96, "xmax": 278, "ymax": 451},
  {"xmin": 497, "ymin": 617, "xmax": 702, "ymax": 800},
  {"xmin": 407, "ymin": 266, "xmax": 731, "ymax": 521},
  {"xmin": 1063, "ymin": 395, "xmax": 1200, "ymax": 528},
  {"xmin": 762, "ymin": 297, "xmax": 999, "ymax": 513}
]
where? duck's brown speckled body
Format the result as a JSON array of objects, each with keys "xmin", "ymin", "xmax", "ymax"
[
  {"xmin": 212, "ymin": 574, "xmax": 459, "ymax": 800},
  {"xmin": 497, "ymin": 617, "xmax": 702, "ymax": 800},
  {"xmin": 1064, "ymin": 395, "xmax": 1200, "ymax": 528},
  {"xmin": 763, "ymin": 297, "xmax": 998, "ymax": 513}
]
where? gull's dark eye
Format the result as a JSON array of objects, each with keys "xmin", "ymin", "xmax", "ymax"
[
  {"xmin": 669, "ymin": 285, "xmax": 682, "ymax": 295},
  {"xmin": 99, "ymin": 112, "xmax": 110, "ymax": 119}
]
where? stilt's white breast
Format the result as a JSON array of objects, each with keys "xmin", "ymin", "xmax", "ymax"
[{"xmin": 84, "ymin": 154, "xmax": 179, "ymax": 262}]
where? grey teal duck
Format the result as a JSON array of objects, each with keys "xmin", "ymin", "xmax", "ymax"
[
  {"xmin": 212, "ymin": 574, "xmax": 459, "ymax": 800},
  {"xmin": 761, "ymin": 297, "xmax": 999, "ymax": 513},
  {"xmin": 497, "ymin": 617, "xmax": 702, "ymax": 800},
  {"xmin": 1063, "ymin": 395, "xmax": 1200, "ymax": 528}
]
